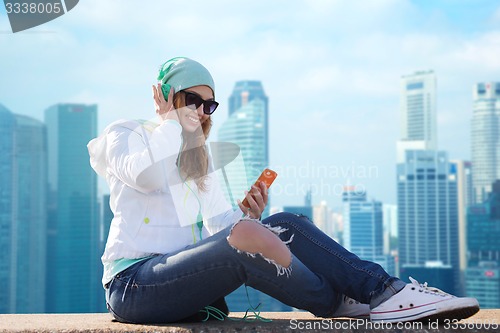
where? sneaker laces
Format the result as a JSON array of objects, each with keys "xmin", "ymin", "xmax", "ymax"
[{"xmin": 409, "ymin": 276, "xmax": 450, "ymax": 297}]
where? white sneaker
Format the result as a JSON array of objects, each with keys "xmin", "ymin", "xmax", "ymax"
[
  {"xmin": 332, "ymin": 295, "xmax": 370, "ymax": 319},
  {"xmin": 370, "ymin": 277, "xmax": 479, "ymax": 323}
]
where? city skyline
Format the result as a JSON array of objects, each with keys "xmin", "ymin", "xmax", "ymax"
[
  {"xmin": 1, "ymin": 1, "xmax": 500, "ymax": 311},
  {"xmin": 1, "ymin": 1, "xmax": 499, "ymax": 208}
]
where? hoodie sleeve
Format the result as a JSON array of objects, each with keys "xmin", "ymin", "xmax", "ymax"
[
  {"xmin": 103, "ymin": 119, "xmax": 183, "ymax": 193},
  {"xmin": 200, "ymin": 171, "xmax": 244, "ymax": 235}
]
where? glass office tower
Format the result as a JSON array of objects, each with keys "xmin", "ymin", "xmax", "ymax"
[
  {"xmin": 465, "ymin": 180, "xmax": 500, "ymax": 307},
  {"xmin": 218, "ymin": 81, "xmax": 269, "ymax": 217},
  {"xmin": 0, "ymin": 105, "xmax": 47, "ymax": 313},
  {"xmin": 228, "ymin": 80, "xmax": 269, "ymax": 117},
  {"xmin": 400, "ymin": 70, "xmax": 437, "ymax": 150},
  {"xmin": 227, "ymin": 81, "xmax": 269, "ymax": 174},
  {"xmin": 471, "ymin": 82, "xmax": 500, "ymax": 203},
  {"xmin": 45, "ymin": 104, "xmax": 100, "ymax": 312},
  {"xmin": 221, "ymin": 82, "xmax": 292, "ymax": 311},
  {"xmin": 466, "ymin": 180, "xmax": 500, "ymax": 265},
  {"xmin": 342, "ymin": 190, "xmax": 383, "ymax": 258},
  {"xmin": 342, "ymin": 189, "xmax": 394, "ymax": 275},
  {"xmin": 397, "ymin": 150, "xmax": 459, "ymax": 294}
]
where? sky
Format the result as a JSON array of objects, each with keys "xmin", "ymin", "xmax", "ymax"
[{"xmin": 1, "ymin": 0, "xmax": 499, "ymax": 210}]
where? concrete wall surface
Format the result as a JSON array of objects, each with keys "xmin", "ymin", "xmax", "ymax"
[{"xmin": 0, "ymin": 310, "xmax": 498, "ymax": 333}]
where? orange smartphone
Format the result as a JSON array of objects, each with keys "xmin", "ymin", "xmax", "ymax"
[{"xmin": 242, "ymin": 168, "xmax": 278, "ymax": 208}]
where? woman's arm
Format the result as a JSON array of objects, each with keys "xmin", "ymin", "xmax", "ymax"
[
  {"xmin": 103, "ymin": 84, "xmax": 182, "ymax": 193},
  {"xmin": 105, "ymin": 119, "xmax": 183, "ymax": 193}
]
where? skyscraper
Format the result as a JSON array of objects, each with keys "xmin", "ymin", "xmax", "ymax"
[
  {"xmin": 45, "ymin": 104, "xmax": 100, "ymax": 313},
  {"xmin": 382, "ymin": 204, "xmax": 398, "ymax": 253},
  {"xmin": 471, "ymin": 82, "xmax": 500, "ymax": 203},
  {"xmin": 465, "ymin": 180, "xmax": 500, "ymax": 307},
  {"xmin": 342, "ymin": 189, "xmax": 381, "ymax": 257},
  {"xmin": 397, "ymin": 150, "xmax": 459, "ymax": 294},
  {"xmin": 466, "ymin": 180, "xmax": 500, "ymax": 265},
  {"xmin": 397, "ymin": 70, "xmax": 461, "ymax": 293},
  {"xmin": 342, "ymin": 188, "xmax": 394, "ymax": 274},
  {"xmin": 382, "ymin": 204, "xmax": 399, "ymax": 276},
  {"xmin": 0, "ymin": 105, "xmax": 47, "ymax": 313},
  {"xmin": 227, "ymin": 80, "xmax": 269, "ymax": 169},
  {"xmin": 218, "ymin": 81, "xmax": 269, "ymax": 217},
  {"xmin": 399, "ymin": 70, "xmax": 437, "ymax": 151},
  {"xmin": 312, "ymin": 200, "xmax": 337, "ymax": 240},
  {"xmin": 228, "ymin": 81, "xmax": 269, "ymax": 117},
  {"xmin": 222, "ymin": 81, "xmax": 289, "ymax": 311},
  {"xmin": 465, "ymin": 262, "xmax": 500, "ymax": 309},
  {"xmin": 450, "ymin": 160, "xmax": 473, "ymax": 294}
]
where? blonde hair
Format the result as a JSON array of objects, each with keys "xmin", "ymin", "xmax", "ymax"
[{"xmin": 173, "ymin": 91, "xmax": 212, "ymax": 192}]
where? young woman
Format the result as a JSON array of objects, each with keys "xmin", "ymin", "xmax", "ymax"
[{"xmin": 87, "ymin": 57, "xmax": 479, "ymax": 324}]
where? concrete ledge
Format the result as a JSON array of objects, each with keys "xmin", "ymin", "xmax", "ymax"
[{"xmin": 0, "ymin": 310, "xmax": 498, "ymax": 333}]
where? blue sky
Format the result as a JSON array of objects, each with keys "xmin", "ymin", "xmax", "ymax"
[{"xmin": 1, "ymin": 0, "xmax": 499, "ymax": 209}]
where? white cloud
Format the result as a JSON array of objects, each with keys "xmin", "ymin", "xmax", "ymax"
[{"xmin": 446, "ymin": 31, "xmax": 500, "ymax": 71}]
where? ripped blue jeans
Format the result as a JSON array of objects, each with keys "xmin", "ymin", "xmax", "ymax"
[{"xmin": 105, "ymin": 212, "xmax": 405, "ymax": 323}]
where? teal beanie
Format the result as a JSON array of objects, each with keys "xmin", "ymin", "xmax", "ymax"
[{"xmin": 157, "ymin": 57, "xmax": 215, "ymax": 96}]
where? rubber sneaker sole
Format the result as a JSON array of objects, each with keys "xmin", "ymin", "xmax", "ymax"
[
  {"xmin": 370, "ymin": 297, "xmax": 479, "ymax": 323},
  {"xmin": 418, "ymin": 301, "xmax": 479, "ymax": 323}
]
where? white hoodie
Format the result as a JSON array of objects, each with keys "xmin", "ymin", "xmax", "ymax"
[{"xmin": 87, "ymin": 118, "xmax": 242, "ymax": 267}]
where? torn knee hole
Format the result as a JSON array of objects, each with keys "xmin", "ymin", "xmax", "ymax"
[{"xmin": 227, "ymin": 219, "xmax": 292, "ymax": 271}]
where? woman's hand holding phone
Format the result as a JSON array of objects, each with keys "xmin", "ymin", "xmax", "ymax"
[
  {"xmin": 237, "ymin": 169, "xmax": 277, "ymax": 219},
  {"xmin": 152, "ymin": 83, "xmax": 178, "ymax": 122},
  {"xmin": 237, "ymin": 181, "xmax": 268, "ymax": 219}
]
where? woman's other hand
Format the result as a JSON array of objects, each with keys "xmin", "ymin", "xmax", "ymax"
[
  {"xmin": 152, "ymin": 83, "xmax": 178, "ymax": 122},
  {"xmin": 237, "ymin": 181, "xmax": 268, "ymax": 219}
]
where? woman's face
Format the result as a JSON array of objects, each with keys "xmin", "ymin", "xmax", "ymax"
[{"xmin": 177, "ymin": 85, "xmax": 213, "ymax": 133}]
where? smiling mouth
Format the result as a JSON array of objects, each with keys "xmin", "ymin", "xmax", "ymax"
[{"xmin": 187, "ymin": 115, "xmax": 199, "ymax": 124}]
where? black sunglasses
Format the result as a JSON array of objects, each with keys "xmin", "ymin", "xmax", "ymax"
[{"xmin": 182, "ymin": 90, "xmax": 219, "ymax": 115}]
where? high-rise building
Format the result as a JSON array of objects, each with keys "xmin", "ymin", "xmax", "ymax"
[
  {"xmin": 465, "ymin": 180, "xmax": 500, "ymax": 307},
  {"xmin": 450, "ymin": 160, "xmax": 473, "ymax": 294},
  {"xmin": 342, "ymin": 188, "xmax": 394, "ymax": 275},
  {"xmin": 95, "ymin": 194, "xmax": 113, "ymax": 312},
  {"xmin": 397, "ymin": 70, "xmax": 462, "ymax": 293},
  {"xmin": 466, "ymin": 180, "xmax": 500, "ymax": 265},
  {"xmin": 471, "ymin": 82, "xmax": 500, "ymax": 203},
  {"xmin": 228, "ymin": 81, "xmax": 269, "ymax": 117},
  {"xmin": 226, "ymin": 80, "xmax": 268, "ymax": 171},
  {"xmin": 342, "ymin": 189, "xmax": 382, "ymax": 257},
  {"xmin": 399, "ymin": 70, "xmax": 437, "ymax": 151},
  {"xmin": 313, "ymin": 201, "xmax": 337, "ymax": 240},
  {"xmin": 382, "ymin": 204, "xmax": 398, "ymax": 254},
  {"xmin": 222, "ymin": 81, "xmax": 290, "ymax": 311},
  {"xmin": 397, "ymin": 150, "xmax": 459, "ymax": 294},
  {"xmin": 0, "ymin": 105, "xmax": 47, "ymax": 313},
  {"xmin": 45, "ymin": 104, "xmax": 100, "ymax": 312},
  {"xmin": 218, "ymin": 81, "xmax": 269, "ymax": 217},
  {"xmin": 382, "ymin": 204, "xmax": 399, "ymax": 276},
  {"xmin": 465, "ymin": 262, "xmax": 500, "ymax": 309}
]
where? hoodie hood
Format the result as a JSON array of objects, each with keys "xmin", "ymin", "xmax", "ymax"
[{"xmin": 87, "ymin": 119, "xmax": 158, "ymax": 179}]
